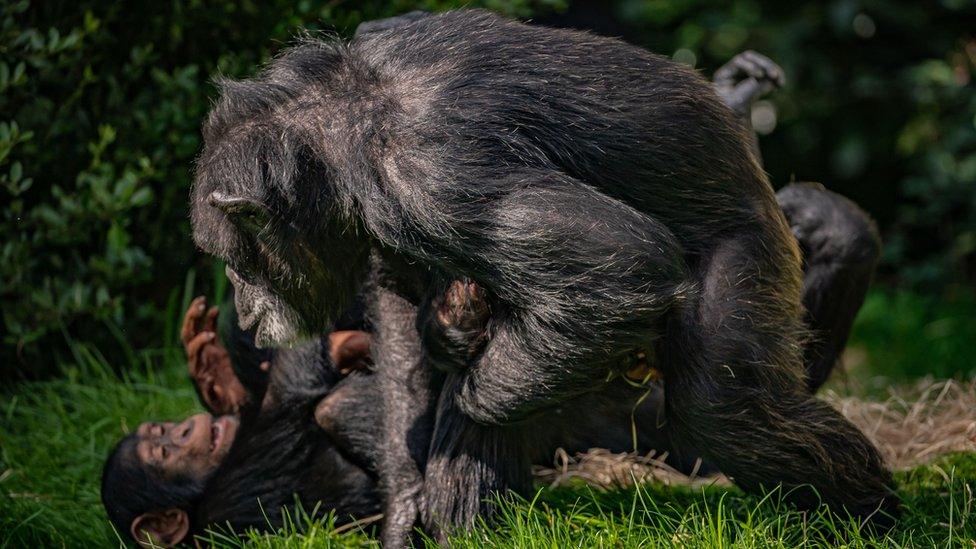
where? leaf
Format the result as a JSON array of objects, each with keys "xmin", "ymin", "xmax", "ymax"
[
  {"xmin": 12, "ymin": 62, "xmax": 25, "ymax": 84},
  {"xmin": 106, "ymin": 222, "xmax": 129, "ymax": 254},
  {"xmin": 129, "ymin": 186, "xmax": 153, "ymax": 207},
  {"xmin": 47, "ymin": 27, "xmax": 60, "ymax": 49}
]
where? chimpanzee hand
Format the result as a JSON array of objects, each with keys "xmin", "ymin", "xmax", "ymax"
[
  {"xmin": 713, "ymin": 50, "xmax": 785, "ymax": 117},
  {"xmin": 181, "ymin": 296, "xmax": 249, "ymax": 415},
  {"xmin": 420, "ymin": 280, "xmax": 491, "ymax": 374}
]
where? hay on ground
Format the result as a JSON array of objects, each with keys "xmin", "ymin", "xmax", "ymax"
[
  {"xmin": 533, "ymin": 378, "xmax": 976, "ymax": 488},
  {"xmin": 826, "ymin": 378, "xmax": 976, "ymax": 470}
]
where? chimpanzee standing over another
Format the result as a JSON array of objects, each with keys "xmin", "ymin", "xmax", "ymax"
[{"xmin": 190, "ymin": 10, "xmax": 896, "ymax": 544}]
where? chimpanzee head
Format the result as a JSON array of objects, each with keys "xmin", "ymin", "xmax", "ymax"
[
  {"xmin": 103, "ymin": 398, "xmax": 380, "ymax": 546},
  {"xmin": 101, "ymin": 414, "xmax": 239, "ymax": 547},
  {"xmin": 190, "ymin": 43, "xmax": 379, "ymax": 348}
]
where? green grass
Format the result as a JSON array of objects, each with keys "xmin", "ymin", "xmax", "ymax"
[
  {"xmin": 2, "ymin": 290, "xmax": 975, "ymax": 547},
  {"xmin": 848, "ymin": 290, "xmax": 976, "ymax": 381}
]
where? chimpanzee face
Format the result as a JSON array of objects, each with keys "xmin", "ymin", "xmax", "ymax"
[
  {"xmin": 134, "ymin": 414, "xmax": 239, "ymax": 482},
  {"xmin": 191, "ymin": 123, "xmax": 370, "ymax": 348},
  {"xmin": 225, "ymin": 265, "xmax": 306, "ymax": 349}
]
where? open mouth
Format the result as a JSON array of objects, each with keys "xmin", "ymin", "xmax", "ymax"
[{"xmin": 209, "ymin": 419, "xmax": 223, "ymax": 454}]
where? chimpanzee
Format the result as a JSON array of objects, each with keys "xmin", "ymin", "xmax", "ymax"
[
  {"xmin": 100, "ymin": 325, "xmax": 380, "ymax": 547},
  {"xmin": 189, "ymin": 10, "xmax": 895, "ymax": 543},
  {"xmin": 105, "ymin": 172, "xmax": 880, "ymax": 546}
]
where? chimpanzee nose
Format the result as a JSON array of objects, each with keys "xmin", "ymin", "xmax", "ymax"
[{"xmin": 174, "ymin": 419, "xmax": 194, "ymax": 444}]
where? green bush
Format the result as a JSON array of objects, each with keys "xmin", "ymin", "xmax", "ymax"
[
  {"xmin": 848, "ymin": 290, "xmax": 976, "ymax": 381},
  {"xmin": 3, "ymin": 0, "xmax": 973, "ymax": 377}
]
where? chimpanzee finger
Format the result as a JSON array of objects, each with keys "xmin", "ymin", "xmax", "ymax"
[
  {"xmin": 721, "ymin": 78, "xmax": 762, "ymax": 116},
  {"xmin": 330, "ymin": 330, "xmax": 372, "ymax": 374},
  {"xmin": 733, "ymin": 54, "xmax": 766, "ymax": 82},
  {"xmin": 181, "ymin": 296, "xmax": 208, "ymax": 346},
  {"xmin": 741, "ymin": 50, "xmax": 785, "ymax": 87},
  {"xmin": 186, "ymin": 331, "xmax": 216, "ymax": 376},
  {"xmin": 203, "ymin": 306, "xmax": 219, "ymax": 334},
  {"xmin": 713, "ymin": 57, "xmax": 740, "ymax": 85}
]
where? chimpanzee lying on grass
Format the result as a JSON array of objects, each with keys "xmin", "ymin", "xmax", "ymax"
[
  {"xmin": 102, "ymin": 180, "xmax": 879, "ymax": 547},
  {"xmin": 101, "ymin": 302, "xmax": 381, "ymax": 547}
]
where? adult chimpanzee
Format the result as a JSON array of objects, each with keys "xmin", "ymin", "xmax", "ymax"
[
  {"xmin": 189, "ymin": 10, "xmax": 895, "ymax": 543},
  {"xmin": 105, "ymin": 172, "xmax": 881, "ymax": 546},
  {"xmin": 101, "ymin": 324, "xmax": 380, "ymax": 547}
]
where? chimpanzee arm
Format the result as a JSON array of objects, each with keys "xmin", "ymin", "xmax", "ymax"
[
  {"xmin": 261, "ymin": 337, "xmax": 339, "ymax": 409},
  {"xmin": 365, "ymin": 255, "xmax": 441, "ymax": 547},
  {"xmin": 414, "ymin": 178, "xmax": 689, "ymax": 534},
  {"xmin": 314, "ymin": 371, "xmax": 385, "ymax": 472},
  {"xmin": 777, "ymin": 183, "xmax": 881, "ymax": 392}
]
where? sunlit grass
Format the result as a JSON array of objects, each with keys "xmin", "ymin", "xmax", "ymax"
[{"xmin": 2, "ymin": 290, "xmax": 975, "ymax": 547}]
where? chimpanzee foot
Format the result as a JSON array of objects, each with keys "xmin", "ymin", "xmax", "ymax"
[
  {"xmin": 713, "ymin": 50, "xmax": 786, "ymax": 116},
  {"xmin": 436, "ymin": 280, "xmax": 490, "ymax": 333},
  {"xmin": 422, "ymin": 279, "xmax": 491, "ymax": 374}
]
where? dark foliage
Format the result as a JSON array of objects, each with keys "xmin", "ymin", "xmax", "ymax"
[
  {"xmin": 0, "ymin": 0, "xmax": 562, "ymax": 378},
  {"xmin": 3, "ymin": 0, "xmax": 972, "ymax": 378}
]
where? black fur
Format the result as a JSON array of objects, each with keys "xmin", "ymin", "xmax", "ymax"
[
  {"xmin": 778, "ymin": 183, "xmax": 882, "ymax": 392},
  {"xmin": 190, "ymin": 10, "xmax": 896, "ymax": 544},
  {"xmin": 102, "ymin": 338, "xmax": 379, "ymax": 544}
]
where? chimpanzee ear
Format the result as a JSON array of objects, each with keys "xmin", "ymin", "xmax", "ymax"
[
  {"xmin": 130, "ymin": 508, "xmax": 190, "ymax": 548},
  {"xmin": 208, "ymin": 191, "xmax": 270, "ymax": 233}
]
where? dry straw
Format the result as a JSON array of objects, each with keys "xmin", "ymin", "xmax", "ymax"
[{"xmin": 533, "ymin": 378, "xmax": 976, "ymax": 488}]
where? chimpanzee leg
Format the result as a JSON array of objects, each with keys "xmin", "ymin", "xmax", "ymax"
[
  {"xmin": 663, "ymin": 234, "xmax": 897, "ymax": 523},
  {"xmin": 776, "ymin": 183, "xmax": 882, "ymax": 392},
  {"xmin": 366, "ymin": 262, "xmax": 439, "ymax": 547},
  {"xmin": 422, "ymin": 375, "xmax": 532, "ymax": 541},
  {"xmin": 439, "ymin": 180, "xmax": 690, "ymax": 426}
]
